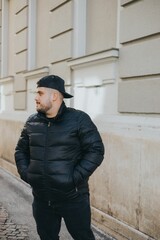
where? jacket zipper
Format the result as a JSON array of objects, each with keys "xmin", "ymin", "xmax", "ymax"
[{"xmin": 44, "ymin": 121, "xmax": 51, "ymax": 201}]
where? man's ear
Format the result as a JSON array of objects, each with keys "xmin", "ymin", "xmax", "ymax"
[{"xmin": 52, "ymin": 90, "xmax": 58, "ymax": 101}]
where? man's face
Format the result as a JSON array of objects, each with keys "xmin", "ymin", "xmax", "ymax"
[{"xmin": 35, "ymin": 87, "xmax": 53, "ymax": 114}]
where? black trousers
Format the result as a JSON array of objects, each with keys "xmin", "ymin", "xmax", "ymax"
[{"xmin": 32, "ymin": 193, "xmax": 95, "ymax": 240}]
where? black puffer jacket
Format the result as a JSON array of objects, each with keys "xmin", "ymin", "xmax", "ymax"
[{"xmin": 15, "ymin": 102, "xmax": 104, "ymax": 201}]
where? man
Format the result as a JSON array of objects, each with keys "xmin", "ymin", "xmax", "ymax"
[{"xmin": 15, "ymin": 75, "xmax": 104, "ymax": 240}]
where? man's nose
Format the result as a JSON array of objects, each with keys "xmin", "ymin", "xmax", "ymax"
[{"xmin": 35, "ymin": 94, "xmax": 38, "ymax": 101}]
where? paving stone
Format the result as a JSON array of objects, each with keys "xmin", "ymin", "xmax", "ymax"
[{"xmin": 0, "ymin": 203, "xmax": 29, "ymax": 240}]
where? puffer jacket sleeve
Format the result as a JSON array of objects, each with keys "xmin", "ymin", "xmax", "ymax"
[
  {"xmin": 15, "ymin": 120, "xmax": 30, "ymax": 183},
  {"xmin": 73, "ymin": 112, "xmax": 105, "ymax": 187}
]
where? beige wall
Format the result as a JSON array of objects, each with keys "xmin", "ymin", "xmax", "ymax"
[
  {"xmin": 0, "ymin": 0, "xmax": 160, "ymax": 239},
  {"xmin": 86, "ymin": 0, "xmax": 118, "ymax": 54},
  {"xmin": 119, "ymin": 0, "xmax": 160, "ymax": 113},
  {"xmin": 36, "ymin": 0, "xmax": 73, "ymax": 83}
]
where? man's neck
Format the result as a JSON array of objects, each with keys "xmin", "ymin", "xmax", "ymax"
[{"xmin": 46, "ymin": 101, "xmax": 63, "ymax": 118}]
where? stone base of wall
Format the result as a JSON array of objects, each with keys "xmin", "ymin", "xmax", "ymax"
[
  {"xmin": 91, "ymin": 207, "xmax": 155, "ymax": 240},
  {"xmin": 0, "ymin": 158, "xmax": 19, "ymax": 177},
  {"xmin": 90, "ymin": 114, "xmax": 160, "ymax": 240},
  {"xmin": 0, "ymin": 118, "xmax": 23, "ymax": 179}
]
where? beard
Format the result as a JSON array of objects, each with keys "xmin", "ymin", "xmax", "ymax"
[{"xmin": 36, "ymin": 101, "xmax": 52, "ymax": 114}]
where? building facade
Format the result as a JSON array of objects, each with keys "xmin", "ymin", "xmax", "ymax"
[{"xmin": 0, "ymin": 0, "xmax": 160, "ymax": 239}]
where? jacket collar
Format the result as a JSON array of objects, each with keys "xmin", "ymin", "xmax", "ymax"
[{"xmin": 37, "ymin": 101, "xmax": 67, "ymax": 122}]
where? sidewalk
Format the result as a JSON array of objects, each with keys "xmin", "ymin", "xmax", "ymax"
[{"xmin": 0, "ymin": 167, "xmax": 114, "ymax": 240}]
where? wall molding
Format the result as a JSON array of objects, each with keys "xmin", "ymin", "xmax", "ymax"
[{"xmin": 68, "ymin": 49, "xmax": 119, "ymax": 70}]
